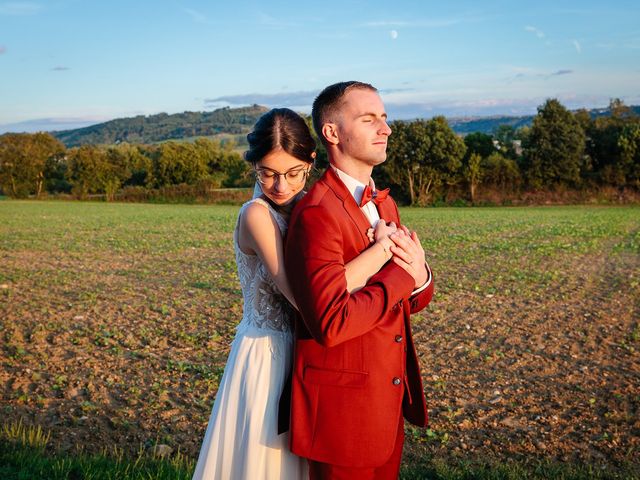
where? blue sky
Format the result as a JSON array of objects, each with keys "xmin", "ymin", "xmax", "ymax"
[{"xmin": 1, "ymin": 0, "xmax": 639, "ymax": 133}]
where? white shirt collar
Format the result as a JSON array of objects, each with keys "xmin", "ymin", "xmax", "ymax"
[{"xmin": 332, "ymin": 166, "xmax": 376, "ymax": 206}]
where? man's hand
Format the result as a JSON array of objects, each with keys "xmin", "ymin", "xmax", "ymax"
[{"xmin": 389, "ymin": 226, "xmax": 429, "ymax": 289}]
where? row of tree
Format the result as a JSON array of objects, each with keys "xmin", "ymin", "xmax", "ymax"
[
  {"xmin": 377, "ymin": 99, "xmax": 640, "ymax": 205},
  {"xmin": 1, "ymin": 99, "xmax": 639, "ymax": 205},
  {"xmin": 0, "ymin": 136, "xmax": 251, "ymax": 200}
]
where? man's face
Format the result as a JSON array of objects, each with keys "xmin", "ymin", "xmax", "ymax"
[{"xmin": 334, "ymin": 88, "xmax": 392, "ymax": 168}]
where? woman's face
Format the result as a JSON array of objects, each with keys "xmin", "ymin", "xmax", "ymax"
[{"xmin": 255, "ymin": 149, "xmax": 310, "ymax": 206}]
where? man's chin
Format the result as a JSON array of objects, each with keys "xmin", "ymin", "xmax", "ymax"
[{"xmin": 371, "ymin": 155, "xmax": 387, "ymax": 166}]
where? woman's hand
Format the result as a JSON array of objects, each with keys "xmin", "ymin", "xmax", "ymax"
[
  {"xmin": 367, "ymin": 219, "xmax": 397, "ymax": 243},
  {"xmin": 369, "ymin": 219, "xmax": 397, "ymax": 261}
]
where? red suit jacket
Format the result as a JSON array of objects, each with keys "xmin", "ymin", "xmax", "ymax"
[{"xmin": 284, "ymin": 168, "xmax": 434, "ymax": 468}]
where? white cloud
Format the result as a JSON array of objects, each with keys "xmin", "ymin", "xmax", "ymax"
[
  {"xmin": 572, "ymin": 39, "xmax": 582, "ymax": 53},
  {"xmin": 363, "ymin": 20, "xmax": 408, "ymax": 27},
  {"xmin": 525, "ymin": 25, "xmax": 545, "ymax": 39},
  {"xmin": 550, "ymin": 69, "xmax": 573, "ymax": 77},
  {"xmin": 184, "ymin": 8, "xmax": 208, "ymax": 24},
  {"xmin": 0, "ymin": 116, "xmax": 110, "ymax": 134},
  {"xmin": 362, "ymin": 18, "xmax": 470, "ymax": 29},
  {"xmin": 257, "ymin": 12, "xmax": 299, "ymax": 28},
  {"xmin": 390, "ymin": 30, "xmax": 398, "ymax": 40},
  {"xmin": 0, "ymin": 2, "xmax": 41, "ymax": 15},
  {"xmin": 506, "ymin": 66, "xmax": 574, "ymax": 82},
  {"xmin": 204, "ymin": 91, "xmax": 317, "ymax": 109}
]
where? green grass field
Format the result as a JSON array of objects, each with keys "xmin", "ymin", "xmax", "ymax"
[{"xmin": 1, "ymin": 200, "xmax": 639, "ymax": 479}]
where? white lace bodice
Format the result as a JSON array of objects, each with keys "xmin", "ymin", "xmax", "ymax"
[{"xmin": 234, "ymin": 197, "xmax": 293, "ymax": 333}]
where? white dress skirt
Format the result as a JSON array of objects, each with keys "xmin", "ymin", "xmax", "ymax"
[{"xmin": 192, "ymin": 198, "xmax": 307, "ymax": 480}]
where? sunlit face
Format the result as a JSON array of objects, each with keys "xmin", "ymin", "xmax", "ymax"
[
  {"xmin": 334, "ymin": 88, "xmax": 392, "ymax": 168},
  {"xmin": 255, "ymin": 149, "xmax": 310, "ymax": 206}
]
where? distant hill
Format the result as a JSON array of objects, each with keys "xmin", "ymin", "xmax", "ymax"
[
  {"xmin": 51, "ymin": 104, "xmax": 640, "ymax": 146},
  {"xmin": 52, "ymin": 105, "xmax": 269, "ymax": 147},
  {"xmin": 448, "ymin": 105, "xmax": 640, "ymax": 135},
  {"xmin": 448, "ymin": 115, "xmax": 535, "ymax": 135}
]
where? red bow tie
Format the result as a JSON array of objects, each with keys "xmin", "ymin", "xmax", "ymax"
[{"xmin": 359, "ymin": 185, "xmax": 390, "ymax": 208}]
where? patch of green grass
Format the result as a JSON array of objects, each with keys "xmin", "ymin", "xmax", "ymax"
[
  {"xmin": 165, "ymin": 359, "xmax": 223, "ymax": 382},
  {"xmin": 0, "ymin": 420, "xmax": 194, "ymax": 480},
  {"xmin": 0, "ymin": 200, "xmax": 237, "ymax": 253},
  {"xmin": 400, "ymin": 457, "xmax": 638, "ymax": 479},
  {"xmin": 2, "ymin": 418, "xmax": 50, "ymax": 450}
]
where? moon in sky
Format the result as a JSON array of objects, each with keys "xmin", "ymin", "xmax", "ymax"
[{"xmin": 390, "ymin": 30, "xmax": 398, "ymax": 40}]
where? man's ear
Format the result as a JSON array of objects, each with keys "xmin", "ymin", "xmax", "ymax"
[{"xmin": 322, "ymin": 123, "xmax": 339, "ymax": 146}]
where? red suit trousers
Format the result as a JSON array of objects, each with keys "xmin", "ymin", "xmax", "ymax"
[{"xmin": 308, "ymin": 414, "xmax": 405, "ymax": 480}]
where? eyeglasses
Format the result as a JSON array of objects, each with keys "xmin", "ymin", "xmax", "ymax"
[{"xmin": 254, "ymin": 166, "xmax": 310, "ymax": 186}]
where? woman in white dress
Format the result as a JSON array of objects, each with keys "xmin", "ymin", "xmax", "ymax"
[{"xmin": 192, "ymin": 108, "xmax": 399, "ymax": 480}]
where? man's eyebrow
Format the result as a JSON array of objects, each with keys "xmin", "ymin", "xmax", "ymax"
[{"xmin": 356, "ymin": 112, "xmax": 388, "ymax": 119}]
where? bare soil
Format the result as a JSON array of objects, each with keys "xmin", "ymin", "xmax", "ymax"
[{"xmin": 1, "ymin": 204, "xmax": 638, "ymax": 473}]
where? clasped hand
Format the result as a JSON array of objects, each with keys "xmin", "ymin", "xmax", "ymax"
[{"xmin": 367, "ymin": 220, "xmax": 429, "ymax": 289}]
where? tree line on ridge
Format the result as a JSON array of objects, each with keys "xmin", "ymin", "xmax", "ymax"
[{"xmin": 1, "ymin": 98, "xmax": 638, "ymax": 206}]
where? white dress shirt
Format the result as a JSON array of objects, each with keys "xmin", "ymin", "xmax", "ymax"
[{"xmin": 332, "ymin": 166, "xmax": 432, "ymax": 294}]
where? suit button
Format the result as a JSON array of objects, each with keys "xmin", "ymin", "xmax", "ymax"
[
  {"xmin": 395, "ymin": 335, "xmax": 403, "ymax": 343},
  {"xmin": 392, "ymin": 377, "xmax": 401, "ymax": 386}
]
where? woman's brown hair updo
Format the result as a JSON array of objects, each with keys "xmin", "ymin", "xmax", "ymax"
[{"xmin": 245, "ymin": 108, "xmax": 316, "ymax": 166}]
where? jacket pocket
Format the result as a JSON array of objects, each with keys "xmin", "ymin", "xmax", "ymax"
[{"xmin": 303, "ymin": 366, "xmax": 368, "ymax": 388}]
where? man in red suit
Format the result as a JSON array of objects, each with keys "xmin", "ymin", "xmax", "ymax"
[{"xmin": 285, "ymin": 81, "xmax": 434, "ymax": 479}]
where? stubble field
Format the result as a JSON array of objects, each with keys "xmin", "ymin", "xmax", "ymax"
[{"xmin": 1, "ymin": 200, "xmax": 639, "ymax": 477}]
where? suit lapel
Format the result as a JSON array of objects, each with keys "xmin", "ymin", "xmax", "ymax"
[
  {"xmin": 322, "ymin": 169, "xmax": 371, "ymax": 247},
  {"xmin": 376, "ymin": 192, "xmax": 398, "ymax": 225}
]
